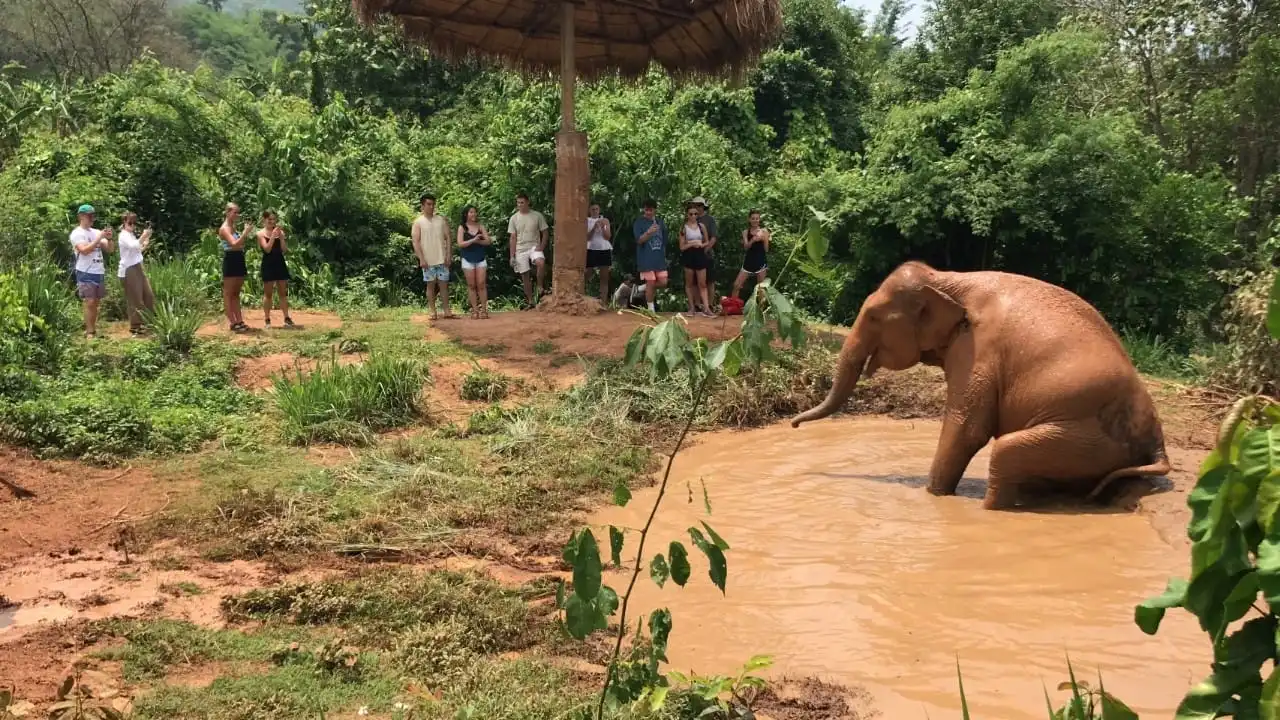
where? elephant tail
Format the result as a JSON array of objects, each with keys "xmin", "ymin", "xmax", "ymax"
[{"xmin": 1086, "ymin": 425, "xmax": 1171, "ymax": 502}]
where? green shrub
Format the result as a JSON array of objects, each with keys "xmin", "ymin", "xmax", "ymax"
[
  {"xmin": 146, "ymin": 258, "xmax": 215, "ymax": 315},
  {"xmin": 272, "ymin": 354, "xmax": 428, "ymax": 444},
  {"xmin": 1211, "ymin": 269, "xmax": 1280, "ymax": 396},
  {"xmin": 460, "ymin": 366, "xmax": 511, "ymax": 402},
  {"xmin": 144, "ymin": 299, "xmax": 203, "ymax": 354}
]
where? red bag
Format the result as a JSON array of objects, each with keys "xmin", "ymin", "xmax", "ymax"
[{"xmin": 720, "ymin": 296, "xmax": 744, "ymax": 315}]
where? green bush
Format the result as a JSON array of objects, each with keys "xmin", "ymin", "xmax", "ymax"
[
  {"xmin": 144, "ymin": 299, "xmax": 203, "ymax": 354},
  {"xmin": 272, "ymin": 354, "xmax": 428, "ymax": 445},
  {"xmin": 460, "ymin": 366, "xmax": 511, "ymax": 402}
]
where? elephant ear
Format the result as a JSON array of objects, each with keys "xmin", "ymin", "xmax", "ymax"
[{"xmin": 916, "ymin": 285, "xmax": 967, "ymax": 352}]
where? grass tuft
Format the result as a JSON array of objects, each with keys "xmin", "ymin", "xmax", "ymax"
[
  {"xmin": 460, "ymin": 365, "xmax": 512, "ymax": 402},
  {"xmin": 272, "ymin": 353, "xmax": 429, "ymax": 445}
]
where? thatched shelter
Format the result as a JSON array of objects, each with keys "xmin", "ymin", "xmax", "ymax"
[{"xmin": 354, "ymin": 0, "xmax": 783, "ymax": 313}]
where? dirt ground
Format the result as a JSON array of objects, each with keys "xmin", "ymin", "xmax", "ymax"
[{"xmin": 0, "ymin": 307, "xmax": 1223, "ymax": 717}]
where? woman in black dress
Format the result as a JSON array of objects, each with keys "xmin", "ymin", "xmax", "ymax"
[
  {"xmin": 218, "ymin": 202, "xmax": 253, "ymax": 332},
  {"xmin": 258, "ymin": 209, "xmax": 293, "ymax": 328},
  {"xmin": 732, "ymin": 209, "xmax": 771, "ymax": 301}
]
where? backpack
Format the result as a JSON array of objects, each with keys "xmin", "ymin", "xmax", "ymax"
[{"xmin": 720, "ymin": 296, "xmax": 744, "ymax": 315}]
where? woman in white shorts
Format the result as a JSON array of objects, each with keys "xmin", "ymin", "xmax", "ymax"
[{"xmin": 457, "ymin": 205, "xmax": 492, "ymax": 318}]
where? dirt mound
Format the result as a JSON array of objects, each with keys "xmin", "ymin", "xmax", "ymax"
[
  {"xmin": 756, "ymin": 677, "xmax": 877, "ymax": 719},
  {"xmin": 234, "ymin": 352, "xmax": 361, "ymax": 391},
  {"xmin": 0, "ymin": 448, "xmax": 179, "ymax": 563}
]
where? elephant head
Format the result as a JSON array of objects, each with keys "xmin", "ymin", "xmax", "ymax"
[{"xmin": 791, "ymin": 262, "xmax": 968, "ymax": 428}]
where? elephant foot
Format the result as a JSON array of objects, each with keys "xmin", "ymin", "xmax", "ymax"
[
  {"xmin": 982, "ymin": 482, "xmax": 1018, "ymax": 510},
  {"xmin": 926, "ymin": 478, "xmax": 961, "ymax": 496}
]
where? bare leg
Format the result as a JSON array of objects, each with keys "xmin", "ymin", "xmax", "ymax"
[
  {"xmin": 598, "ymin": 267, "xmax": 611, "ymax": 306},
  {"xmin": 534, "ymin": 258, "xmax": 546, "ymax": 298},
  {"xmin": 231, "ymin": 278, "xmax": 245, "ymax": 325},
  {"xmin": 732, "ymin": 270, "xmax": 748, "ymax": 300},
  {"xmin": 84, "ymin": 299, "xmax": 99, "ymax": 336},
  {"xmin": 464, "ymin": 269, "xmax": 478, "ymax": 314},
  {"xmin": 426, "ymin": 278, "xmax": 438, "ymax": 318},
  {"xmin": 696, "ymin": 269, "xmax": 710, "ymax": 313},
  {"xmin": 263, "ymin": 281, "xmax": 274, "ymax": 324},
  {"xmin": 522, "ymin": 272, "xmax": 534, "ymax": 305},
  {"xmin": 439, "ymin": 280, "xmax": 452, "ymax": 317},
  {"xmin": 223, "ymin": 279, "xmax": 235, "ymax": 326},
  {"xmin": 279, "ymin": 281, "xmax": 289, "ymax": 321},
  {"xmin": 684, "ymin": 268, "xmax": 696, "ymax": 312},
  {"xmin": 645, "ymin": 280, "xmax": 657, "ymax": 309},
  {"xmin": 477, "ymin": 266, "xmax": 489, "ymax": 316}
]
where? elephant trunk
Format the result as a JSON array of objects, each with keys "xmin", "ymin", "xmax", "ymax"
[{"xmin": 790, "ymin": 339, "xmax": 870, "ymax": 428}]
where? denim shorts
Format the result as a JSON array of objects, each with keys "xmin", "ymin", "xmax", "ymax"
[
  {"xmin": 422, "ymin": 264, "xmax": 450, "ymax": 283},
  {"xmin": 75, "ymin": 270, "xmax": 107, "ymax": 300}
]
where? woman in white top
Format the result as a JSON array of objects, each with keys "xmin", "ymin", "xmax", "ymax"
[
  {"xmin": 585, "ymin": 203, "xmax": 613, "ymax": 306},
  {"xmin": 678, "ymin": 206, "xmax": 714, "ymax": 317},
  {"xmin": 117, "ymin": 212, "xmax": 155, "ymax": 336}
]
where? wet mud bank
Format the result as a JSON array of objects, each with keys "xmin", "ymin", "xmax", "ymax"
[{"xmin": 591, "ymin": 416, "xmax": 1207, "ymax": 720}]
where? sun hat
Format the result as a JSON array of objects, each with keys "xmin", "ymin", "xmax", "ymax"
[
  {"xmin": 688, "ymin": 196, "xmax": 708, "ymax": 208},
  {"xmin": 77, "ymin": 204, "xmax": 95, "ymax": 215}
]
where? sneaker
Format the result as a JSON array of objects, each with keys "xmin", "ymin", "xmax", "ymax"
[
  {"xmin": 264, "ymin": 318, "xmax": 271, "ymax": 329},
  {"xmin": 284, "ymin": 316, "xmax": 296, "ymax": 327}
]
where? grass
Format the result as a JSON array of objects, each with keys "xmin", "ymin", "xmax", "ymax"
[
  {"xmin": 532, "ymin": 339, "xmax": 557, "ymax": 355},
  {"xmin": 271, "ymin": 353, "xmax": 429, "ymax": 445},
  {"xmin": 460, "ymin": 365, "xmax": 512, "ymax": 402},
  {"xmin": 89, "ymin": 570, "xmax": 595, "ymax": 720},
  {"xmin": 144, "ymin": 299, "xmax": 203, "ymax": 354},
  {"xmin": 1121, "ymin": 331, "xmax": 1208, "ymax": 381}
]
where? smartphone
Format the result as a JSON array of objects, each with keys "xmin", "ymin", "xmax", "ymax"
[{"xmin": 145, "ymin": 221, "xmax": 153, "ymax": 229}]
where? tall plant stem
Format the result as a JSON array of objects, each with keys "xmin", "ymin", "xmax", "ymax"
[{"xmin": 595, "ymin": 373, "xmax": 713, "ymax": 720}]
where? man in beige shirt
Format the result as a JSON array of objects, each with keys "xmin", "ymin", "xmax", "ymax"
[
  {"xmin": 412, "ymin": 193, "xmax": 454, "ymax": 319},
  {"xmin": 507, "ymin": 193, "xmax": 549, "ymax": 308}
]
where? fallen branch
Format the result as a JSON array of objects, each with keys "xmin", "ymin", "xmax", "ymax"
[{"xmin": 85, "ymin": 494, "xmax": 173, "ymax": 536}]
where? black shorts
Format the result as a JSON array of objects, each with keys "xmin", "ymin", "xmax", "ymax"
[
  {"xmin": 681, "ymin": 248, "xmax": 708, "ymax": 271},
  {"xmin": 587, "ymin": 248, "xmax": 613, "ymax": 269},
  {"xmin": 222, "ymin": 250, "xmax": 247, "ymax": 279},
  {"xmin": 743, "ymin": 250, "xmax": 767, "ymax": 274}
]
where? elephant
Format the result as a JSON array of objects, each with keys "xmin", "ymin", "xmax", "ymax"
[{"xmin": 790, "ymin": 261, "xmax": 1170, "ymax": 510}]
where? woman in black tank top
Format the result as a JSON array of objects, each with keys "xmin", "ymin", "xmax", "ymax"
[{"xmin": 732, "ymin": 210, "xmax": 771, "ymax": 301}]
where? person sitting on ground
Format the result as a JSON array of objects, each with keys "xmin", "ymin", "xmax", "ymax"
[
  {"xmin": 507, "ymin": 193, "xmax": 549, "ymax": 308},
  {"xmin": 218, "ymin": 202, "xmax": 254, "ymax": 332},
  {"xmin": 632, "ymin": 198, "xmax": 669, "ymax": 313},
  {"xmin": 412, "ymin": 193, "xmax": 454, "ymax": 320},
  {"xmin": 585, "ymin": 203, "xmax": 613, "ymax": 306},
  {"xmin": 70, "ymin": 204, "xmax": 113, "ymax": 339},
  {"xmin": 612, "ymin": 274, "xmax": 648, "ymax": 309},
  {"xmin": 117, "ymin": 212, "xmax": 155, "ymax": 336},
  {"xmin": 732, "ymin": 210, "xmax": 771, "ymax": 301},
  {"xmin": 457, "ymin": 204, "xmax": 491, "ymax": 319},
  {"xmin": 258, "ymin": 209, "xmax": 293, "ymax": 328}
]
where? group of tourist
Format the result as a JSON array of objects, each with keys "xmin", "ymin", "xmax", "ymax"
[
  {"xmin": 68, "ymin": 190, "xmax": 773, "ymax": 337},
  {"xmin": 409, "ymin": 192, "xmax": 773, "ymax": 319}
]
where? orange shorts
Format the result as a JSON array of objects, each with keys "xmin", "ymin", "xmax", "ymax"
[{"xmin": 639, "ymin": 270, "xmax": 668, "ymax": 284}]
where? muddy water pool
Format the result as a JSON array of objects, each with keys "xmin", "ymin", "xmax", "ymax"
[{"xmin": 590, "ymin": 417, "xmax": 1205, "ymax": 719}]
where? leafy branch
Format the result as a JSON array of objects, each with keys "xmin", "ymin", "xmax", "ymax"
[{"xmin": 555, "ymin": 223, "xmax": 817, "ymax": 720}]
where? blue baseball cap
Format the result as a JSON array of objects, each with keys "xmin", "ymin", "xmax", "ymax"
[{"xmin": 77, "ymin": 204, "xmax": 95, "ymax": 215}]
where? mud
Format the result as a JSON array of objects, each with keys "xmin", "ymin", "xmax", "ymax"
[
  {"xmin": 234, "ymin": 351, "xmax": 362, "ymax": 391},
  {"xmin": 591, "ymin": 417, "xmax": 1207, "ymax": 720},
  {"xmin": 0, "ymin": 448, "xmax": 180, "ymax": 562}
]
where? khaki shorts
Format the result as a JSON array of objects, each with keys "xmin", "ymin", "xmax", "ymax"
[{"xmin": 512, "ymin": 248, "xmax": 545, "ymax": 274}]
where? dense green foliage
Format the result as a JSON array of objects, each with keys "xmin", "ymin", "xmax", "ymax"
[
  {"xmin": 1130, "ymin": 280, "xmax": 1280, "ymax": 719},
  {"xmin": 1, "ymin": 0, "xmax": 1276, "ymax": 362}
]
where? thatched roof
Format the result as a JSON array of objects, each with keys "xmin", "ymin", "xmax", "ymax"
[{"xmin": 352, "ymin": 0, "xmax": 783, "ymax": 79}]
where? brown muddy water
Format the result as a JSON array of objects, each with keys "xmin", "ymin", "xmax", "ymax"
[{"xmin": 590, "ymin": 417, "xmax": 1205, "ymax": 720}]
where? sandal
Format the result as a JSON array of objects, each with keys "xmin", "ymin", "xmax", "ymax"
[{"xmin": 479, "ymin": 310, "xmax": 490, "ymax": 319}]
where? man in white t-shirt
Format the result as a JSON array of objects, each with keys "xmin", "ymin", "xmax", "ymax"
[
  {"xmin": 506, "ymin": 193, "xmax": 549, "ymax": 308},
  {"xmin": 69, "ymin": 203, "xmax": 113, "ymax": 338}
]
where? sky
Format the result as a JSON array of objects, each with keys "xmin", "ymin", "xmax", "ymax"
[{"xmin": 843, "ymin": 0, "xmax": 926, "ymax": 40}]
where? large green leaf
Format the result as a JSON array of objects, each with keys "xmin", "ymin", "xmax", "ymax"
[
  {"xmin": 1256, "ymin": 471, "xmax": 1280, "ymax": 534},
  {"xmin": 609, "ymin": 526, "xmax": 624, "ymax": 568},
  {"xmin": 700, "ymin": 521, "xmax": 730, "ymax": 551},
  {"xmin": 669, "ymin": 541, "xmax": 690, "ymax": 587},
  {"xmin": 803, "ymin": 207, "xmax": 830, "ymax": 264},
  {"xmin": 1135, "ymin": 577, "xmax": 1188, "ymax": 635},
  {"xmin": 1256, "ymin": 526, "xmax": 1280, "ymax": 610},
  {"xmin": 613, "ymin": 478, "xmax": 633, "ymax": 507},
  {"xmin": 564, "ymin": 593, "xmax": 606, "ymax": 639},
  {"xmin": 1258, "ymin": 669, "xmax": 1280, "ymax": 720},
  {"xmin": 649, "ymin": 608, "xmax": 672, "ymax": 662},
  {"xmin": 1175, "ymin": 669, "xmax": 1257, "ymax": 720},
  {"xmin": 1266, "ymin": 270, "xmax": 1279, "ymax": 339},
  {"xmin": 1188, "ymin": 466, "xmax": 1232, "ymax": 545},
  {"xmin": 572, "ymin": 529, "xmax": 602, "ymax": 601},
  {"xmin": 1223, "ymin": 571, "xmax": 1262, "ymax": 628},
  {"xmin": 689, "ymin": 527, "xmax": 728, "ymax": 593},
  {"xmin": 1241, "ymin": 427, "xmax": 1280, "ymax": 487},
  {"xmin": 623, "ymin": 326, "xmax": 649, "ymax": 368},
  {"xmin": 650, "ymin": 553, "xmax": 670, "ymax": 588},
  {"xmin": 1099, "ymin": 673, "xmax": 1140, "ymax": 720}
]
